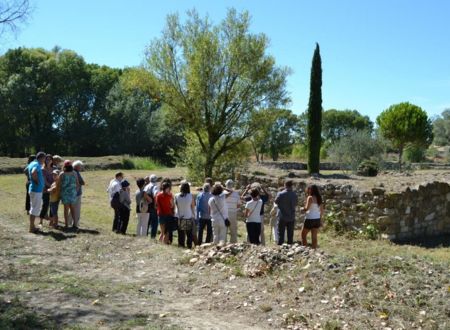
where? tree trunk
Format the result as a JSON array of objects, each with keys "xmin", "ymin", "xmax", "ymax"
[{"xmin": 398, "ymin": 145, "xmax": 403, "ymax": 171}]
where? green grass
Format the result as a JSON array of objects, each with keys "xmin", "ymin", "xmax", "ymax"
[{"xmin": 121, "ymin": 156, "xmax": 163, "ymax": 170}]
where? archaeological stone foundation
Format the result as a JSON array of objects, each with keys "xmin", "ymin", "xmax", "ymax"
[{"xmin": 237, "ymin": 174, "xmax": 450, "ymax": 241}]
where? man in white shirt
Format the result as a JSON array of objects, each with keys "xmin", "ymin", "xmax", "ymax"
[{"xmin": 107, "ymin": 172, "xmax": 123, "ymax": 232}]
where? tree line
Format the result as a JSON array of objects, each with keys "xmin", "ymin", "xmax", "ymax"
[{"xmin": 1, "ymin": 7, "xmax": 446, "ymax": 177}]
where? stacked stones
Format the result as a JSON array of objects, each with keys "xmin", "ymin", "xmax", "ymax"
[{"xmin": 237, "ymin": 173, "xmax": 450, "ymax": 241}]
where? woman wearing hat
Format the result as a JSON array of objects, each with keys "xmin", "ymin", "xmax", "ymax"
[{"xmin": 59, "ymin": 160, "xmax": 80, "ymax": 229}]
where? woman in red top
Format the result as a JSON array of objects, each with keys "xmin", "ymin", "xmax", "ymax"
[{"xmin": 155, "ymin": 181, "xmax": 174, "ymax": 244}]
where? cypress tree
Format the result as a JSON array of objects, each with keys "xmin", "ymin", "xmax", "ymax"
[{"xmin": 307, "ymin": 43, "xmax": 323, "ymax": 174}]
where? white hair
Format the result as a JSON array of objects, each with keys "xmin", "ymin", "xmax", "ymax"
[{"xmin": 73, "ymin": 160, "xmax": 83, "ymax": 168}]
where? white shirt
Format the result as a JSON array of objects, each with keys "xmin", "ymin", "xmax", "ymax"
[
  {"xmin": 305, "ymin": 202, "xmax": 321, "ymax": 219},
  {"xmin": 175, "ymin": 193, "xmax": 193, "ymax": 219},
  {"xmin": 144, "ymin": 182, "xmax": 159, "ymax": 198},
  {"xmin": 245, "ymin": 199, "xmax": 263, "ymax": 223},
  {"xmin": 208, "ymin": 195, "xmax": 229, "ymax": 221},
  {"xmin": 107, "ymin": 178, "xmax": 121, "ymax": 200},
  {"xmin": 226, "ymin": 191, "xmax": 241, "ymax": 212}
]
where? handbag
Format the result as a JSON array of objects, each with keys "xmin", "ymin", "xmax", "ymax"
[
  {"xmin": 175, "ymin": 197, "xmax": 193, "ymax": 231},
  {"xmin": 213, "ymin": 199, "xmax": 230, "ymax": 227},
  {"xmin": 178, "ymin": 217, "xmax": 193, "ymax": 231}
]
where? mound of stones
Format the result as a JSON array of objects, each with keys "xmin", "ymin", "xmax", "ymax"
[{"xmin": 186, "ymin": 243, "xmax": 327, "ymax": 277}]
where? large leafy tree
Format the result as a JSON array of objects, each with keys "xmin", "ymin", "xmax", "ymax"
[
  {"xmin": 323, "ymin": 109, "xmax": 373, "ymax": 142},
  {"xmin": 432, "ymin": 109, "xmax": 450, "ymax": 146},
  {"xmin": 377, "ymin": 102, "xmax": 433, "ymax": 168},
  {"xmin": 250, "ymin": 108, "xmax": 298, "ymax": 161},
  {"xmin": 105, "ymin": 68, "xmax": 183, "ymax": 164},
  {"xmin": 307, "ymin": 43, "xmax": 323, "ymax": 174},
  {"xmin": 145, "ymin": 9, "xmax": 289, "ymax": 177}
]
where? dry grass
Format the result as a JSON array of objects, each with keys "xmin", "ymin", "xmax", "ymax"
[{"xmin": 0, "ymin": 169, "xmax": 449, "ymax": 329}]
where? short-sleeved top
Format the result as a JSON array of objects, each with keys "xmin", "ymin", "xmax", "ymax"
[
  {"xmin": 135, "ymin": 189, "xmax": 145, "ymax": 213},
  {"xmin": 208, "ymin": 195, "xmax": 229, "ymax": 221},
  {"xmin": 144, "ymin": 183, "xmax": 159, "ymax": 208},
  {"xmin": 49, "ymin": 182, "xmax": 60, "ymax": 203},
  {"xmin": 155, "ymin": 192, "xmax": 174, "ymax": 216},
  {"xmin": 196, "ymin": 191, "xmax": 212, "ymax": 219},
  {"xmin": 274, "ymin": 189, "xmax": 298, "ymax": 222},
  {"xmin": 43, "ymin": 167, "xmax": 54, "ymax": 189},
  {"xmin": 245, "ymin": 199, "xmax": 263, "ymax": 223},
  {"xmin": 60, "ymin": 172, "xmax": 77, "ymax": 205},
  {"xmin": 175, "ymin": 193, "xmax": 193, "ymax": 219},
  {"xmin": 226, "ymin": 191, "xmax": 241, "ymax": 212},
  {"xmin": 107, "ymin": 179, "xmax": 121, "ymax": 201},
  {"xmin": 28, "ymin": 160, "xmax": 44, "ymax": 193}
]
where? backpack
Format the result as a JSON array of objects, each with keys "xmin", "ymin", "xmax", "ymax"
[{"xmin": 110, "ymin": 191, "xmax": 121, "ymax": 209}]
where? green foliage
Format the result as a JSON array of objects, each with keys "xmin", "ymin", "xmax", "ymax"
[
  {"xmin": 404, "ymin": 145, "xmax": 426, "ymax": 163},
  {"xmin": 323, "ymin": 109, "xmax": 373, "ymax": 142},
  {"xmin": 357, "ymin": 159, "xmax": 379, "ymax": 177},
  {"xmin": 307, "ymin": 43, "xmax": 322, "ymax": 173},
  {"xmin": 363, "ymin": 224, "xmax": 380, "ymax": 240},
  {"xmin": 146, "ymin": 9, "xmax": 289, "ymax": 177},
  {"xmin": 0, "ymin": 47, "xmax": 181, "ymax": 164},
  {"xmin": 291, "ymin": 143, "xmax": 308, "ymax": 160},
  {"xmin": 250, "ymin": 108, "xmax": 299, "ymax": 161},
  {"xmin": 432, "ymin": 109, "xmax": 450, "ymax": 146},
  {"xmin": 376, "ymin": 102, "xmax": 433, "ymax": 167},
  {"xmin": 328, "ymin": 130, "xmax": 384, "ymax": 171},
  {"xmin": 121, "ymin": 156, "xmax": 162, "ymax": 170}
]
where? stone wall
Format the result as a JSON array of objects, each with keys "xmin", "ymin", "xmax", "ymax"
[{"xmin": 237, "ymin": 174, "xmax": 450, "ymax": 241}]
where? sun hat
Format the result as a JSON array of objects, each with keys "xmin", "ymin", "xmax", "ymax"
[
  {"xmin": 121, "ymin": 180, "xmax": 130, "ymax": 188},
  {"xmin": 63, "ymin": 160, "xmax": 72, "ymax": 167}
]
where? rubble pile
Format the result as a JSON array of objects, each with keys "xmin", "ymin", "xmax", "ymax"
[{"xmin": 186, "ymin": 243, "xmax": 328, "ymax": 277}]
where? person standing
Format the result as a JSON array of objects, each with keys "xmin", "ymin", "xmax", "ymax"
[
  {"xmin": 301, "ymin": 185, "xmax": 324, "ymax": 249},
  {"xmin": 225, "ymin": 179, "xmax": 241, "ymax": 243},
  {"xmin": 175, "ymin": 182, "xmax": 195, "ymax": 248},
  {"xmin": 274, "ymin": 180, "xmax": 298, "ymax": 245},
  {"xmin": 118, "ymin": 180, "xmax": 131, "ymax": 235},
  {"xmin": 135, "ymin": 178, "xmax": 150, "ymax": 237},
  {"xmin": 39, "ymin": 154, "xmax": 54, "ymax": 224},
  {"xmin": 244, "ymin": 189, "xmax": 263, "ymax": 245},
  {"xmin": 258, "ymin": 184, "xmax": 270, "ymax": 246},
  {"xmin": 144, "ymin": 174, "xmax": 159, "ymax": 238},
  {"xmin": 107, "ymin": 172, "xmax": 123, "ymax": 232},
  {"xmin": 196, "ymin": 183, "xmax": 213, "ymax": 245},
  {"xmin": 155, "ymin": 181, "xmax": 175, "ymax": 244},
  {"xmin": 24, "ymin": 155, "xmax": 36, "ymax": 215},
  {"xmin": 27, "ymin": 152, "xmax": 46, "ymax": 233},
  {"xmin": 48, "ymin": 170, "xmax": 61, "ymax": 228},
  {"xmin": 59, "ymin": 160, "xmax": 79, "ymax": 229},
  {"xmin": 208, "ymin": 183, "xmax": 229, "ymax": 245},
  {"xmin": 69, "ymin": 160, "xmax": 85, "ymax": 229}
]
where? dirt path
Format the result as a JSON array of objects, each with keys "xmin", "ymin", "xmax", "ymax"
[{"xmin": 0, "ymin": 216, "xmax": 264, "ymax": 329}]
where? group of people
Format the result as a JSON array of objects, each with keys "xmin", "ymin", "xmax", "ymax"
[
  {"xmin": 25, "ymin": 152, "xmax": 85, "ymax": 233},
  {"xmin": 107, "ymin": 172, "xmax": 325, "ymax": 248}
]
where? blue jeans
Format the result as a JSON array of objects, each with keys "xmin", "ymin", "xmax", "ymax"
[{"xmin": 147, "ymin": 208, "xmax": 158, "ymax": 238}]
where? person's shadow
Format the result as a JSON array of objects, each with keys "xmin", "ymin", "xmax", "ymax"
[{"xmin": 34, "ymin": 230, "xmax": 76, "ymax": 241}]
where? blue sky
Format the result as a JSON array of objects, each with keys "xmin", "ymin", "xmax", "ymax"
[{"xmin": 2, "ymin": 0, "xmax": 450, "ymax": 121}]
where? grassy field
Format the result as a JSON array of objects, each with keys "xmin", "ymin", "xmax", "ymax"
[
  {"xmin": 0, "ymin": 155, "xmax": 164, "ymax": 174},
  {"xmin": 0, "ymin": 169, "xmax": 449, "ymax": 329}
]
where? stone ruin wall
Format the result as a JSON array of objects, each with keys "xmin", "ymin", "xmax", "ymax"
[{"xmin": 237, "ymin": 174, "xmax": 450, "ymax": 241}]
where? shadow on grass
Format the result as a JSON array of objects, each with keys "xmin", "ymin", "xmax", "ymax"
[
  {"xmin": 0, "ymin": 297, "xmax": 57, "ymax": 329},
  {"xmin": 34, "ymin": 230, "xmax": 76, "ymax": 241},
  {"xmin": 76, "ymin": 228, "xmax": 100, "ymax": 235},
  {"xmin": 393, "ymin": 234, "xmax": 450, "ymax": 248}
]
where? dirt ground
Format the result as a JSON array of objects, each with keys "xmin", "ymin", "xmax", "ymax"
[{"xmin": 1, "ymin": 169, "xmax": 449, "ymax": 329}]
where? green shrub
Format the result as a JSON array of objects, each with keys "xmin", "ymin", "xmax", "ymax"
[
  {"xmin": 363, "ymin": 224, "xmax": 380, "ymax": 240},
  {"xmin": 404, "ymin": 145, "xmax": 426, "ymax": 162},
  {"xmin": 357, "ymin": 159, "xmax": 379, "ymax": 177},
  {"xmin": 121, "ymin": 156, "xmax": 163, "ymax": 170}
]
